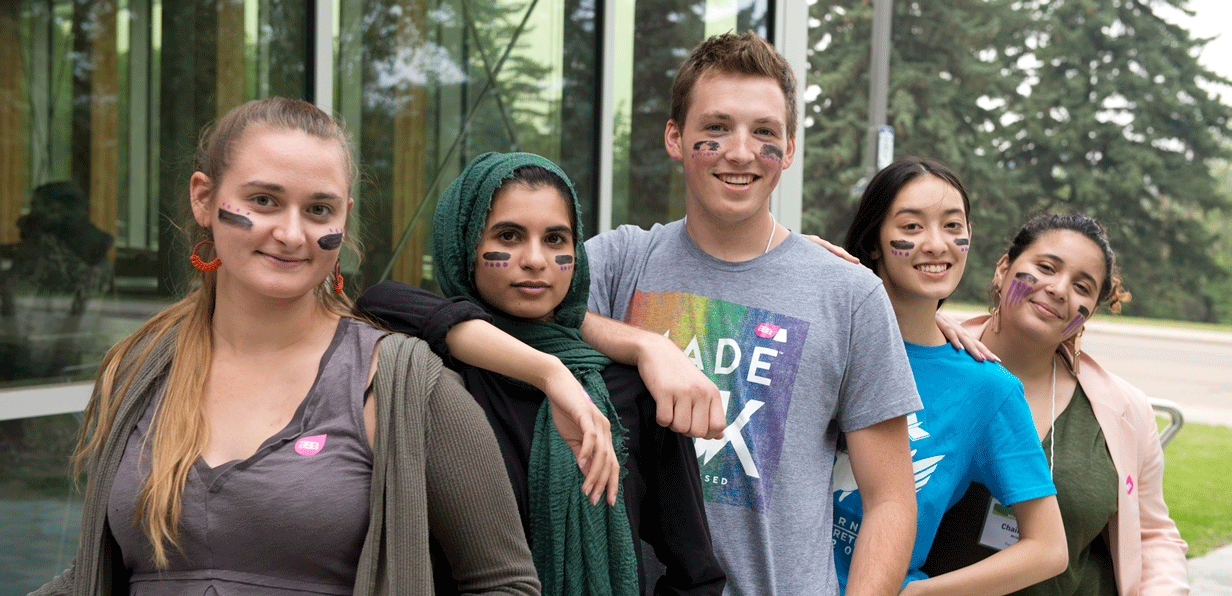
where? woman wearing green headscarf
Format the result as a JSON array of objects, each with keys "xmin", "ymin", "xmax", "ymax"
[{"xmin": 358, "ymin": 152, "xmax": 724, "ymax": 596}]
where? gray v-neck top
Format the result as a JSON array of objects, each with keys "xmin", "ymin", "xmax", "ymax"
[{"xmin": 107, "ymin": 318, "xmax": 387, "ymax": 595}]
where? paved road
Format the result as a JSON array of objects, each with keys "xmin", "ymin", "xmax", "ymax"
[
  {"xmin": 1191, "ymin": 543, "xmax": 1232, "ymax": 596},
  {"xmin": 1080, "ymin": 320, "xmax": 1232, "ymax": 428},
  {"xmin": 948, "ymin": 310, "xmax": 1232, "ymax": 428}
]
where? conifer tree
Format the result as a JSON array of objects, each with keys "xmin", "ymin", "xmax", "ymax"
[{"xmin": 803, "ymin": 0, "xmax": 1232, "ymax": 320}]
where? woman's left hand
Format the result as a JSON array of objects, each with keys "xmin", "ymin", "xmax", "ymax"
[
  {"xmin": 935, "ymin": 311, "xmax": 999, "ymax": 363},
  {"xmin": 542, "ymin": 367, "xmax": 620, "ymax": 506}
]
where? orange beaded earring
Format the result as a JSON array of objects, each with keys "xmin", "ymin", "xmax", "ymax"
[
  {"xmin": 190, "ymin": 240, "xmax": 221, "ymax": 272},
  {"xmin": 332, "ymin": 262, "xmax": 344, "ymax": 294}
]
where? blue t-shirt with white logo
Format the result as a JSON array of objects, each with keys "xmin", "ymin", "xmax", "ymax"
[{"xmin": 832, "ymin": 342, "xmax": 1055, "ymax": 591}]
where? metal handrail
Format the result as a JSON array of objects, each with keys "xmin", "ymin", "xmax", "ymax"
[{"xmin": 1150, "ymin": 398, "xmax": 1184, "ymax": 449}]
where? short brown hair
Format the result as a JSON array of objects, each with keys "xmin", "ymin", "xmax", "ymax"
[{"xmin": 671, "ymin": 31, "xmax": 797, "ymax": 135}]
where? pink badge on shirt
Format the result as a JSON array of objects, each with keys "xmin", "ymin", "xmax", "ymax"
[
  {"xmin": 1126, "ymin": 474, "xmax": 1134, "ymax": 495},
  {"xmin": 755, "ymin": 323, "xmax": 780, "ymax": 339},
  {"xmin": 295, "ymin": 434, "xmax": 327, "ymax": 456}
]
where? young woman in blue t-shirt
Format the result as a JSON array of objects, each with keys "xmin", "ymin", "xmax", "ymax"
[{"xmin": 832, "ymin": 157, "xmax": 1067, "ymax": 595}]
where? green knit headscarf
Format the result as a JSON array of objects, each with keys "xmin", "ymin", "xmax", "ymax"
[{"xmin": 432, "ymin": 151, "xmax": 638, "ymax": 596}]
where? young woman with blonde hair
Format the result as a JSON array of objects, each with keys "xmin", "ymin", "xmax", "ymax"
[{"xmin": 34, "ymin": 98, "xmax": 540, "ymax": 595}]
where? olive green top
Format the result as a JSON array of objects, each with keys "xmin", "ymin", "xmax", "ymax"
[{"xmin": 1014, "ymin": 383, "xmax": 1119, "ymax": 596}]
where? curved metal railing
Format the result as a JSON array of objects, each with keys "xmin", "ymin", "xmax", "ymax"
[{"xmin": 1150, "ymin": 398, "xmax": 1185, "ymax": 449}]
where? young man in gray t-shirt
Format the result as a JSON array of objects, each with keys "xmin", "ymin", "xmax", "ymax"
[{"xmin": 580, "ymin": 32, "xmax": 922, "ymax": 596}]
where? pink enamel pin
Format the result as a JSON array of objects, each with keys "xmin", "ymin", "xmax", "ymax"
[
  {"xmin": 1126, "ymin": 475, "xmax": 1134, "ymax": 495},
  {"xmin": 755, "ymin": 323, "xmax": 780, "ymax": 339},
  {"xmin": 295, "ymin": 434, "xmax": 327, "ymax": 456}
]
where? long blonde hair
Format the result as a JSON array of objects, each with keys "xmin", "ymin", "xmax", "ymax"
[{"xmin": 75, "ymin": 98, "xmax": 363, "ymax": 568}]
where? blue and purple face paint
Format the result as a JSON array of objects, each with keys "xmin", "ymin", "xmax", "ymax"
[
  {"xmin": 318, "ymin": 227, "xmax": 343, "ymax": 251},
  {"xmin": 555, "ymin": 255, "xmax": 574, "ymax": 272},
  {"xmin": 955, "ymin": 237, "xmax": 969, "ymax": 253},
  {"xmin": 218, "ymin": 202, "xmax": 254, "ymax": 231},
  {"xmin": 482, "ymin": 252, "xmax": 511, "ymax": 267},
  {"xmin": 1004, "ymin": 272, "xmax": 1037, "ymax": 307},
  {"xmin": 1062, "ymin": 305, "xmax": 1090, "ymax": 336},
  {"xmin": 759, "ymin": 144, "xmax": 783, "ymax": 165},
  {"xmin": 888, "ymin": 240, "xmax": 914, "ymax": 258},
  {"xmin": 691, "ymin": 140, "xmax": 720, "ymax": 159}
]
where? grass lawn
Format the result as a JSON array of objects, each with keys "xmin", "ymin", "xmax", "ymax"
[{"xmin": 1160, "ymin": 420, "xmax": 1232, "ymax": 558}]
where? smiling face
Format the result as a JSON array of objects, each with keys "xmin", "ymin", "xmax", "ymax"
[
  {"xmin": 665, "ymin": 72, "xmax": 795, "ymax": 229},
  {"xmin": 875, "ymin": 175, "xmax": 969, "ymax": 306},
  {"xmin": 190, "ymin": 127, "xmax": 351, "ymax": 303},
  {"xmin": 473, "ymin": 183, "xmax": 575, "ymax": 321},
  {"xmin": 994, "ymin": 229, "xmax": 1106, "ymax": 344}
]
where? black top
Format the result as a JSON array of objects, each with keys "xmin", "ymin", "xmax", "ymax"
[
  {"xmin": 357, "ymin": 281, "xmax": 724, "ymax": 595},
  {"xmin": 355, "ymin": 279, "xmax": 493, "ymax": 362}
]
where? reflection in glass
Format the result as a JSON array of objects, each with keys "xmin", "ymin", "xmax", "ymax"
[
  {"xmin": 0, "ymin": 413, "xmax": 82, "ymax": 595},
  {"xmin": 338, "ymin": 0, "xmax": 599, "ymax": 288},
  {"xmin": 1, "ymin": 0, "xmax": 307, "ymax": 390}
]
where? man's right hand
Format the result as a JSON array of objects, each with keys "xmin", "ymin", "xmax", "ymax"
[
  {"xmin": 580, "ymin": 311, "xmax": 725, "ymax": 439},
  {"xmin": 636, "ymin": 333, "xmax": 725, "ymax": 439}
]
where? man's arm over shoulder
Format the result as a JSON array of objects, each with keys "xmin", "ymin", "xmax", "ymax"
[{"xmin": 583, "ymin": 223, "xmax": 725, "ymax": 439}]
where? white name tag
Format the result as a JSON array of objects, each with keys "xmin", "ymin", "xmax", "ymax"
[{"xmin": 977, "ymin": 497, "xmax": 1020, "ymax": 551}]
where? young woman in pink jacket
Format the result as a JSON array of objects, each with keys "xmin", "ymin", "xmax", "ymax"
[{"xmin": 925, "ymin": 213, "xmax": 1189, "ymax": 596}]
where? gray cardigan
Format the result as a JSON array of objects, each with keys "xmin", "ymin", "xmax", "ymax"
[{"xmin": 32, "ymin": 326, "xmax": 540, "ymax": 595}]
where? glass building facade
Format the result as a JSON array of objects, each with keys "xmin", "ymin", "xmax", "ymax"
[{"xmin": 0, "ymin": 0, "xmax": 805, "ymax": 590}]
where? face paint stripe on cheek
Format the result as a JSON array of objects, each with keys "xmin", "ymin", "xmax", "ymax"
[
  {"xmin": 1005, "ymin": 278, "xmax": 1033, "ymax": 307},
  {"xmin": 888, "ymin": 239, "xmax": 914, "ymax": 256},
  {"xmin": 691, "ymin": 140, "xmax": 719, "ymax": 158},
  {"xmin": 217, "ymin": 208, "xmax": 253, "ymax": 231},
  {"xmin": 483, "ymin": 252, "xmax": 511, "ymax": 267},
  {"xmin": 759, "ymin": 144, "xmax": 783, "ymax": 163},
  {"xmin": 317, "ymin": 228, "xmax": 343, "ymax": 251},
  {"xmin": 1062, "ymin": 305, "xmax": 1091, "ymax": 336}
]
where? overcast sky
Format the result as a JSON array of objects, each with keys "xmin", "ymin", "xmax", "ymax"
[{"xmin": 1161, "ymin": 0, "xmax": 1232, "ymax": 102}]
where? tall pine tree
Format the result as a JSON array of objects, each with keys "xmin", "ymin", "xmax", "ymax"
[{"xmin": 803, "ymin": 0, "xmax": 1232, "ymax": 320}]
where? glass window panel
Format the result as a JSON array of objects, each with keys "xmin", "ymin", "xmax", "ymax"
[
  {"xmin": 0, "ymin": 413, "xmax": 83, "ymax": 595},
  {"xmin": 1, "ymin": 0, "xmax": 308, "ymax": 392},
  {"xmin": 2, "ymin": 1, "xmax": 310, "ymax": 587},
  {"xmin": 339, "ymin": 0, "xmax": 600, "ymax": 289}
]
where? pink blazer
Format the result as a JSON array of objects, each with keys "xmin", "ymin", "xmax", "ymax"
[{"xmin": 964, "ymin": 315, "xmax": 1189, "ymax": 596}]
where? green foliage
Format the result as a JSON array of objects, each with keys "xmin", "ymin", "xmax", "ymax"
[
  {"xmin": 1159, "ymin": 420, "xmax": 1232, "ymax": 557},
  {"xmin": 804, "ymin": 0, "xmax": 1232, "ymax": 321},
  {"xmin": 1201, "ymin": 158, "xmax": 1232, "ymax": 323}
]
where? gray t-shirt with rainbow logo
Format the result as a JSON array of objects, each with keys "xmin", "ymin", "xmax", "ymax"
[{"xmin": 587, "ymin": 219, "xmax": 921, "ymax": 595}]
